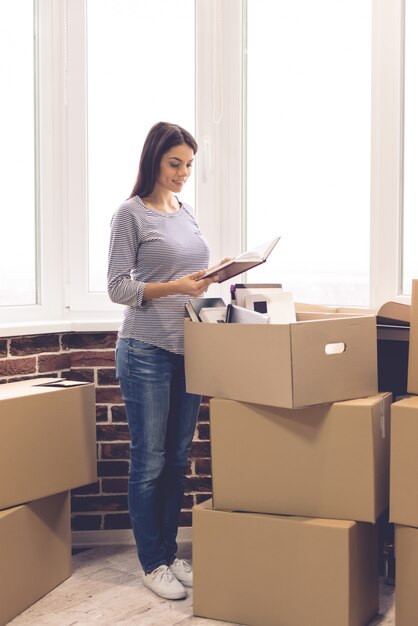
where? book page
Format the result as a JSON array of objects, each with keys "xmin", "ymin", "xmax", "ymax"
[{"xmin": 234, "ymin": 236, "xmax": 280, "ymax": 262}]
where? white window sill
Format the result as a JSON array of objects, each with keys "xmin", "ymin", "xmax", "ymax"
[{"xmin": 0, "ymin": 318, "xmax": 122, "ymax": 338}]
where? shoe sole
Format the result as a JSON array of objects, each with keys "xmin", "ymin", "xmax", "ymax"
[{"xmin": 142, "ymin": 579, "xmax": 187, "ymax": 600}]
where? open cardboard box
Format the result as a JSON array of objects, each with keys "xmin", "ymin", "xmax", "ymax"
[
  {"xmin": 210, "ymin": 393, "xmax": 391, "ymax": 523},
  {"xmin": 185, "ymin": 305, "xmax": 378, "ymax": 408},
  {"xmin": 0, "ymin": 378, "xmax": 97, "ymax": 510},
  {"xmin": 193, "ymin": 499, "xmax": 379, "ymax": 626}
]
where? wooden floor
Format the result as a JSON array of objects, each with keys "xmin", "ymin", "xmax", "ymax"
[{"xmin": 8, "ymin": 543, "xmax": 395, "ymax": 625}]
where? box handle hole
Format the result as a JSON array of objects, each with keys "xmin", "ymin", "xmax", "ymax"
[{"xmin": 325, "ymin": 342, "xmax": 346, "ymax": 355}]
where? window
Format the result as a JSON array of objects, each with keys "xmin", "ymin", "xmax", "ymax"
[
  {"xmin": 68, "ymin": 0, "xmax": 195, "ymax": 307},
  {"xmin": 244, "ymin": 0, "xmax": 372, "ymax": 306},
  {"xmin": 0, "ymin": 0, "xmax": 37, "ymax": 307},
  {"xmin": 402, "ymin": 0, "xmax": 418, "ymax": 294},
  {"xmin": 0, "ymin": 0, "xmax": 410, "ymax": 330}
]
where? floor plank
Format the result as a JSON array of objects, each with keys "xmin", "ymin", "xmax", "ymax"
[{"xmin": 7, "ymin": 544, "xmax": 395, "ymax": 625}]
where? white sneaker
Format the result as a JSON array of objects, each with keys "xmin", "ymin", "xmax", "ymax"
[
  {"xmin": 169, "ymin": 558, "xmax": 193, "ymax": 587},
  {"xmin": 142, "ymin": 564, "xmax": 187, "ymax": 600}
]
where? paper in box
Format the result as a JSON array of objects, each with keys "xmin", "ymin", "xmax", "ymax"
[
  {"xmin": 184, "ymin": 310, "xmax": 377, "ymax": 408},
  {"xmin": 0, "ymin": 491, "xmax": 71, "ymax": 626},
  {"xmin": 210, "ymin": 394, "xmax": 391, "ymax": 522},
  {"xmin": 193, "ymin": 500, "xmax": 379, "ymax": 626},
  {"xmin": 0, "ymin": 378, "xmax": 97, "ymax": 510},
  {"xmin": 389, "ymin": 395, "xmax": 418, "ymax": 526}
]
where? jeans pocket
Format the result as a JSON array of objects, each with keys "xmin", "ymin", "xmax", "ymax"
[{"xmin": 128, "ymin": 340, "xmax": 161, "ymax": 355}]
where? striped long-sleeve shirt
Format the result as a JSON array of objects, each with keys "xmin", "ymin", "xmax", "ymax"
[{"xmin": 107, "ymin": 196, "xmax": 210, "ymax": 354}]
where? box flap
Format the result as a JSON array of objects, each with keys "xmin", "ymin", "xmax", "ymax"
[{"xmin": 377, "ymin": 299, "xmax": 410, "ymax": 326}]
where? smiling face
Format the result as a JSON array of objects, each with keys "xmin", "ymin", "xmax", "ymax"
[{"xmin": 155, "ymin": 143, "xmax": 195, "ymax": 194}]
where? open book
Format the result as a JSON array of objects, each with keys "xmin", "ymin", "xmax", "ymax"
[{"xmin": 198, "ymin": 236, "xmax": 281, "ymax": 283}]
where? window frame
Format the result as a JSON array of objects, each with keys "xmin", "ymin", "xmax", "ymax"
[
  {"xmin": 0, "ymin": 0, "xmax": 409, "ymax": 333},
  {"xmin": 65, "ymin": 0, "xmax": 200, "ymax": 313},
  {"xmin": 369, "ymin": 0, "xmax": 405, "ymax": 307},
  {"xmin": 65, "ymin": 0, "xmax": 244, "ymax": 312},
  {"xmin": 65, "ymin": 0, "xmax": 122, "ymax": 313},
  {"xmin": 0, "ymin": 0, "xmax": 65, "ymax": 326},
  {"xmin": 195, "ymin": 0, "xmax": 244, "ymax": 305}
]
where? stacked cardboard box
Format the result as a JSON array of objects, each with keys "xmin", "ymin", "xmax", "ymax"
[
  {"xmin": 185, "ymin": 306, "xmax": 386, "ymax": 626},
  {"xmin": 0, "ymin": 378, "xmax": 97, "ymax": 626},
  {"xmin": 389, "ymin": 281, "xmax": 418, "ymax": 626}
]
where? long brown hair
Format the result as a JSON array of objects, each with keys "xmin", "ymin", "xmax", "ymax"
[{"xmin": 129, "ymin": 122, "xmax": 198, "ymax": 198}]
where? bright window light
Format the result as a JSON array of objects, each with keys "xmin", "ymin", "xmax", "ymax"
[
  {"xmin": 245, "ymin": 0, "xmax": 371, "ymax": 306},
  {"xmin": 0, "ymin": 0, "xmax": 37, "ymax": 307},
  {"xmin": 402, "ymin": 0, "xmax": 418, "ymax": 295},
  {"xmin": 86, "ymin": 0, "xmax": 195, "ymax": 293}
]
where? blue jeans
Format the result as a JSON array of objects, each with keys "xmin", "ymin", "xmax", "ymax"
[{"xmin": 116, "ymin": 337, "xmax": 201, "ymax": 573}]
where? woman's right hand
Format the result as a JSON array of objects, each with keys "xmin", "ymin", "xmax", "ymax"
[{"xmin": 174, "ymin": 270, "xmax": 218, "ymax": 297}]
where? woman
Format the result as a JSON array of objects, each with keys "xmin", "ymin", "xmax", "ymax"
[{"xmin": 107, "ymin": 122, "xmax": 218, "ymax": 600}]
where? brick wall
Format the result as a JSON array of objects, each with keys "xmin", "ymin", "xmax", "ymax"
[{"xmin": 0, "ymin": 332, "xmax": 212, "ymax": 531}]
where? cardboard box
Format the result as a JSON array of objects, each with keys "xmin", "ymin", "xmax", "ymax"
[
  {"xmin": 184, "ymin": 310, "xmax": 378, "ymax": 408},
  {"xmin": 394, "ymin": 524, "xmax": 418, "ymax": 626},
  {"xmin": 0, "ymin": 378, "xmax": 97, "ymax": 510},
  {"xmin": 0, "ymin": 491, "xmax": 71, "ymax": 626},
  {"xmin": 390, "ymin": 395, "xmax": 418, "ymax": 526},
  {"xmin": 193, "ymin": 500, "xmax": 379, "ymax": 626},
  {"xmin": 210, "ymin": 393, "xmax": 391, "ymax": 523},
  {"xmin": 407, "ymin": 279, "xmax": 418, "ymax": 394}
]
